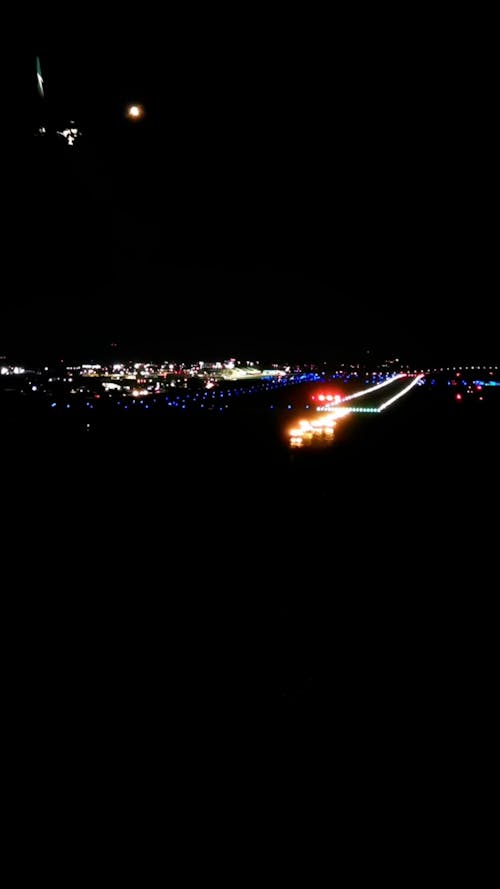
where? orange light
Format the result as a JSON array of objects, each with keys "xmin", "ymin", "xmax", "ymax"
[{"xmin": 127, "ymin": 104, "xmax": 143, "ymax": 120}]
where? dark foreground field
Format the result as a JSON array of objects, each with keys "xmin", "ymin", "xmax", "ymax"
[{"xmin": 2, "ymin": 388, "xmax": 497, "ymax": 729}]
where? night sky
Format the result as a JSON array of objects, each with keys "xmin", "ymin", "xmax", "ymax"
[{"xmin": 16, "ymin": 21, "xmax": 496, "ymax": 363}]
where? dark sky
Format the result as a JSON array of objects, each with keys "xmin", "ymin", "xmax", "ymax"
[{"xmin": 14, "ymin": 22, "xmax": 497, "ymax": 363}]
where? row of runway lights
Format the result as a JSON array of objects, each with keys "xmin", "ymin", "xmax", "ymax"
[
  {"xmin": 49, "ymin": 374, "xmax": 323, "ymax": 411},
  {"xmin": 48, "ymin": 372, "xmax": 433, "ymax": 415},
  {"xmin": 421, "ymin": 366, "xmax": 498, "ymax": 374},
  {"xmin": 447, "ymin": 379, "xmax": 499, "ymax": 387},
  {"xmin": 288, "ymin": 374, "xmax": 425, "ymax": 446}
]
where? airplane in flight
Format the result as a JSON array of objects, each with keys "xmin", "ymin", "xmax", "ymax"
[{"xmin": 34, "ymin": 55, "xmax": 82, "ymax": 147}]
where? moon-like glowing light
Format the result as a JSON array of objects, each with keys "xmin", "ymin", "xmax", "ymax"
[{"xmin": 127, "ymin": 104, "xmax": 143, "ymax": 120}]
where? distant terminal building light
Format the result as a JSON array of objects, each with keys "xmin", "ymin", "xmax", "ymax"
[{"xmin": 1, "ymin": 366, "xmax": 26, "ymax": 375}]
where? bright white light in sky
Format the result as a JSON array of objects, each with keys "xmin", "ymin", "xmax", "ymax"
[{"xmin": 127, "ymin": 105, "xmax": 143, "ymax": 119}]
